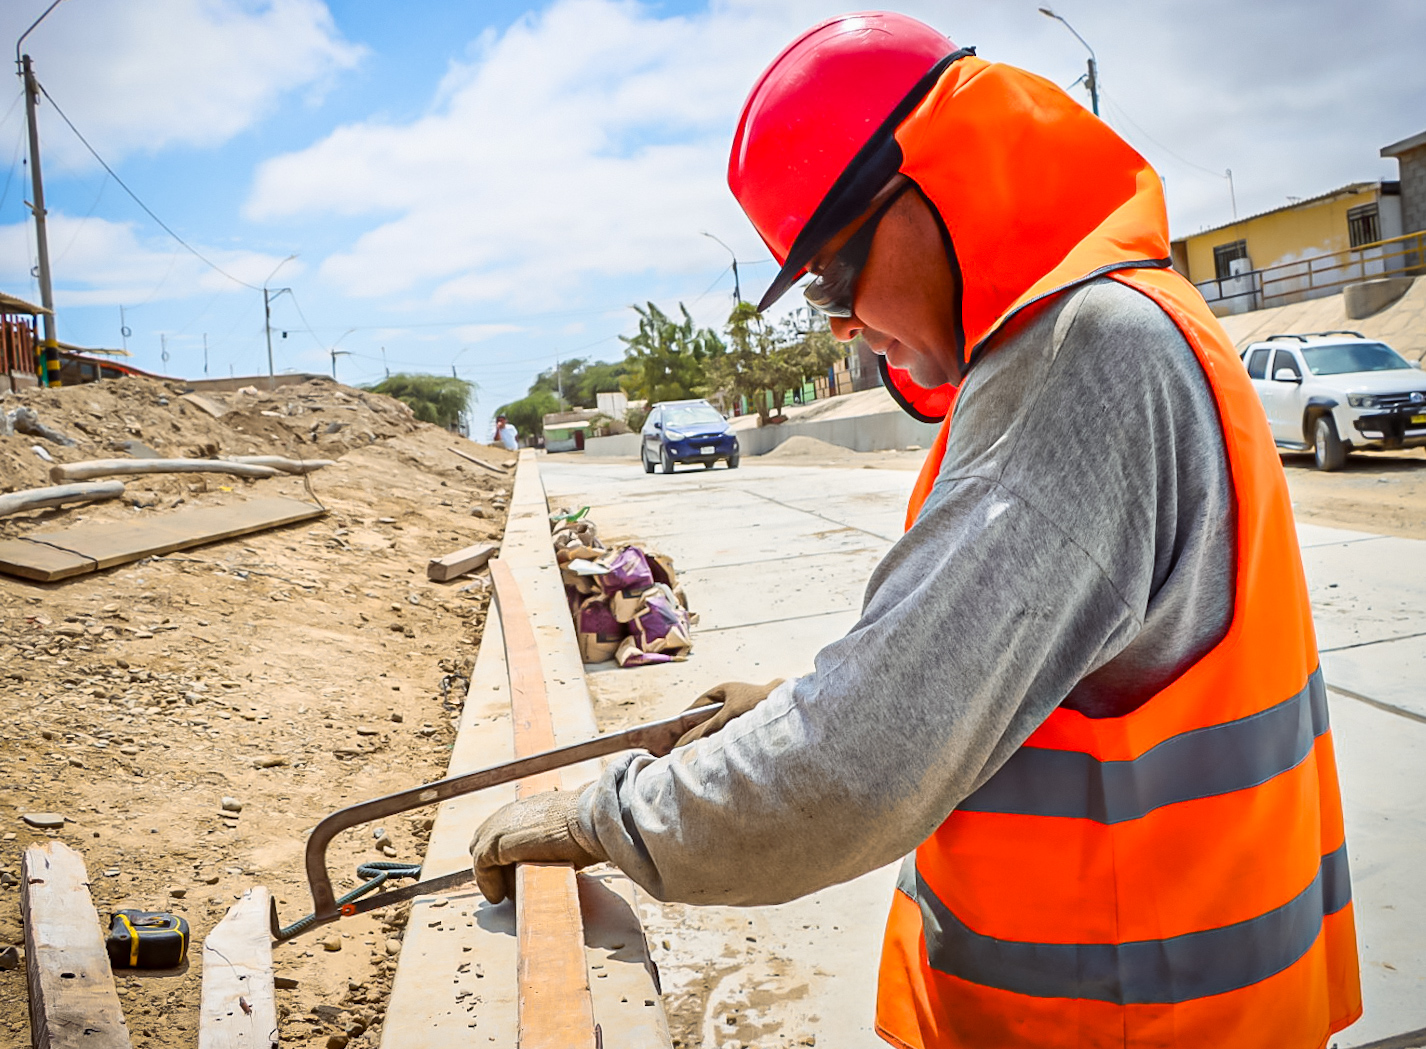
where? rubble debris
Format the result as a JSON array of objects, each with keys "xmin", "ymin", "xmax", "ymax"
[{"xmin": 2, "ymin": 404, "xmax": 77, "ymax": 446}]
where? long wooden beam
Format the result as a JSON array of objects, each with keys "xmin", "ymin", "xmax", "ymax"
[
  {"xmin": 50, "ymin": 459, "xmax": 279, "ymax": 483},
  {"xmin": 0, "ymin": 481, "xmax": 124, "ymax": 519},
  {"xmin": 21, "ymin": 842, "xmax": 132, "ymax": 1049},
  {"xmin": 490, "ymin": 557, "xmax": 599, "ymax": 1049}
]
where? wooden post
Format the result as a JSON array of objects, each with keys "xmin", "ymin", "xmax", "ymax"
[
  {"xmin": 426, "ymin": 543, "xmax": 497, "ymax": 582},
  {"xmin": 199, "ymin": 887, "xmax": 277, "ymax": 1049},
  {"xmin": 21, "ymin": 842, "xmax": 132, "ymax": 1049},
  {"xmin": 489, "ymin": 558, "xmax": 598, "ymax": 1049}
]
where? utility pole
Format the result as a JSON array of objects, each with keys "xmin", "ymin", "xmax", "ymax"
[
  {"xmin": 263, "ymin": 285, "xmax": 291, "ymax": 390},
  {"xmin": 119, "ymin": 305, "xmax": 130, "ymax": 353},
  {"xmin": 702, "ymin": 232, "xmax": 742, "ymax": 304},
  {"xmin": 1225, "ymin": 168, "xmax": 1238, "ymax": 221},
  {"xmin": 19, "ymin": 54, "xmax": 59, "ymax": 386},
  {"xmin": 203, "ymin": 333, "xmax": 209, "ymax": 376}
]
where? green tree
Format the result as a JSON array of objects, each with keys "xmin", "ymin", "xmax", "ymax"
[
  {"xmin": 496, "ymin": 389, "xmax": 561, "ymax": 441},
  {"xmin": 706, "ymin": 303, "xmax": 844, "ymax": 424},
  {"xmin": 619, "ymin": 302, "xmax": 724, "ymax": 405},
  {"xmin": 364, "ymin": 373, "xmax": 476, "ymax": 430},
  {"xmin": 529, "ymin": 357, "xmax": 638, "ymax": 409}
]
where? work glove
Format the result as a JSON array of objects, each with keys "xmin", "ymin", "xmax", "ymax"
[
  {"xmin": 469, "ymin": 788, "xmax": 607, "ymax": 905},
  {"xmin": 676, "ymin": 679, "xmax": 786, "ymax": 748}
]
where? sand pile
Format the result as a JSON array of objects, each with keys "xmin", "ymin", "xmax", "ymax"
[{"xmin": 762, "ymin": 435, "xmax": 859, "ymax": 460}]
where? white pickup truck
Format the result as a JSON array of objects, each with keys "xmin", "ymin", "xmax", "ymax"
[{"xmin": 1239, "ymin": 331, "xmax": 1426, "ymax": 470}]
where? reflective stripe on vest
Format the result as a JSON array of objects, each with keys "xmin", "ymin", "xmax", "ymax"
[
  {"xmin": 959, "ymin": 668, "xmax": 1328, "ymax": 823},
  {"xmin": 902, "ymin": 841, "xmax": 1350, "ymax": 1004}
]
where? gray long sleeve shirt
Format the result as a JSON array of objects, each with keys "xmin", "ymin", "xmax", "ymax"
[{"xmin": 581, "ymin": 279, "xmax": 1235, "ymax": 905}]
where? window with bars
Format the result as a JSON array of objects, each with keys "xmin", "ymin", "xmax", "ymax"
[
  {"xmin": 1213, "ymin": 240, "xmax": 1250, "ymax": 281},
  {"xmin": 1347, "ymin": 203, "xmax": 1380, "ymax": 248}
]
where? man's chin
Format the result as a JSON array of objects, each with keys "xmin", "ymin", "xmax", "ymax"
[{"xmin": 887, "ymin": 344, "xmax": 950, "ymax": 388}]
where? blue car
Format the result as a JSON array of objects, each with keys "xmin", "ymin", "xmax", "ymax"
[{"xmin": 642, "ymin": 399, "xmax": 740, "ymax": 474}]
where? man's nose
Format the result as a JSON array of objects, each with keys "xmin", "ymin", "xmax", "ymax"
[{"xmin": 829, "ymin": 315, "xmax": 863, "ymax": 342}]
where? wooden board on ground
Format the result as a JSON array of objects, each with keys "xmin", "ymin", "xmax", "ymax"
[
  {"xmin": 198, "ymin": 887, "xmax": 276, "ymax": 1049},
  {"xmin": 0, "ymin": 497, "xmax": 325, "ymax": 581},
  {"xmin": 427, "ymin": 542, "xmax": 497, "ymax": 582},
  {"xmin": 447, "ymin": 445, "xmax": 510, "ymax": 475},
  {"xmin": 22, "ymin": 842, "xmax": 133, "ymax": 1049}
]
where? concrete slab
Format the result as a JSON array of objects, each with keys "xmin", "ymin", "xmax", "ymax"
[{"xmin": 542, "ymin": 456, "xmax": 1426, "ymax": 1047}]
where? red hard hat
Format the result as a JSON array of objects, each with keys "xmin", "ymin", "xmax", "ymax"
[{"xmin": 728, "ymin": 12, "xmax": 959, "ymax": 311}]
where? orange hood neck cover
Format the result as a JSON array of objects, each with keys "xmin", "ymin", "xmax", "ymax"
[{"xmin": 884, "ymin": 54, "xmax": 1171, "ymax": 422}]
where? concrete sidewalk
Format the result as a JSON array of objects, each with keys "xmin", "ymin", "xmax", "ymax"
[{"xmin": 543, "ymin": 457, "xmax": 1425, "ymax": 1048}]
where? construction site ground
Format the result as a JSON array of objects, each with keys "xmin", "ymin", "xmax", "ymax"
[
  {"xmin": 0, "ymin": 376, "xmax": 513, "ymax": 1048},
  {"xmin": 544, "ymin": 452, "xmax": 1425, "ymax": 1049}
]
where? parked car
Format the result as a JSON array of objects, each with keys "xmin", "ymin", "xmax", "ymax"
[
  {"xmin": 1239, "ymin": 331, "xmax": 1426, "ymax": 471},
  {"xmin": 641, "ymin": 399, "xmax": 740, "ymax": 474}
]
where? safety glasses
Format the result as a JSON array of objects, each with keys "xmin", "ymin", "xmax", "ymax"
[{"xmin": 803, "ymin": 182, "xmax": 912, "ymax": 318}]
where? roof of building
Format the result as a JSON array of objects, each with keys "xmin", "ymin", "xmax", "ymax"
[
  {"xmin": 1174, "ymin": 181, "xmax": 1380, "ymax": 244},
  {"xmin": 0, "ymin": 291, "xmax": 50, "ymax": 315},
  {"xmin": 1382, "ymin": 129, "xmax": 1426, "ymax": 157},
  {"xmin": 58, "ymin": 341, "xmax": 130, "ymax": 357}
]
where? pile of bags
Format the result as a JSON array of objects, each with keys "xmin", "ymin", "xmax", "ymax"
[{"xmin": 551, "ymin": 508, "xmax": 696, "ymax": 667}]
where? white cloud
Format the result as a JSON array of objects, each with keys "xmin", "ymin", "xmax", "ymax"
[
  {"xmin": 4, "ymin": 0, "xmax": 363, "ymax": 167},
  {"xmin": 0, "ymin": 213, "xmax": 298, "ymax": 307},
  {"xmin": 244, "ymin": 0, "xmax": 818, "ymax": 310},
  {"xmin": 242, "ymin": 0, "xmax": 1426, "ymax": 320}
]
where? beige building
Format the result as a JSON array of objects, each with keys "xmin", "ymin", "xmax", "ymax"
[{"xmin": 1171, "ymin": 181, "xmax": 1406, "ymax": 315}]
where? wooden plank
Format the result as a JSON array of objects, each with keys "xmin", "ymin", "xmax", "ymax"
[
  {"xmin": 0, "ymin": 481, "xmax": 125, "ymax": 519},
  {"xmin": 50, "ymin": 459, "xmax": 279, "ymax": 483},
  {"xmin": 21, "ymin": 842, "xmax": 133, "ymax": 1049},
  {"xmin": 490, "ymin": 557, "xmax": 598, "ymax": 1049},
  {"xmin": 179, "ymin": 393, "xmax": 228, "ymax": 418},
  {"xmin": 447, "ymin": 445, "xmax": 510, "ymax": 475},
  {"xmin": 199, "ymin": 887, "xmax": 276, "ymax": 1049},
  {"xmin": 426, "ymin": 542, "xmax": 497, "ymax": 582},
  {"xmin": 0, "ymin": 497, "xmax": 325, "ymax": 581}
]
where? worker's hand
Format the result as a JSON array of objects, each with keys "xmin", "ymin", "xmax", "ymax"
[
  {"xmin": 676, "ymin": 679, "xmax": 786, "ymax": 747},
  {"xmin": 469, "ymin": 788, "xmax": 606, "ymax": 905}
]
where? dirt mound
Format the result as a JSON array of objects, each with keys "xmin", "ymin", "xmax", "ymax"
[
  {"xmin": 0, "ymin": 375, "xmax": 517, "ymax": 1046},
  {"xmin": 0, "ymin": 376, "xmax": 511, "ymax": 496},
  {"xmin": 762, "ymin": 435, "xmax": 859, "ymax": 460}
]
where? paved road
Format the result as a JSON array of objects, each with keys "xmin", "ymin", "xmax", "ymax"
[{"xmin": 543, "ymin": 456, "xmax": 1425, "ymax": 1048}]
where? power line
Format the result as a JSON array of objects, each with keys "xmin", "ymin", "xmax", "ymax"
[
  {"xmin": 1101, "ymin": 89, "xmax": 1229, "ymax": 181},
  {"xmin": 34, "ymin": 79, "xmax": 261, "ymax": 290}
]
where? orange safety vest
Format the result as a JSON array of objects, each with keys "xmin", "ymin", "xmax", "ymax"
[{"xmin": 871, "ymin": 58, "xmax": 1361, "ymax": 1049}]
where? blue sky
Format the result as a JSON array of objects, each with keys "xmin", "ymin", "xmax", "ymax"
[{"xmin": 2, "ymin": 0, "xmax": 1423, "ymax": 434}]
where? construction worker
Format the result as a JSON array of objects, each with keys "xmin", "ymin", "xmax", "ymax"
[{"xmin": 471, "ymin": 13, "xmax": 1361, "ymax": 1047}]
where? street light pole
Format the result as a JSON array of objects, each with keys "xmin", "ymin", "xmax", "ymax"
[
  {"xmin": 261, "ymin": 254, "xmax": 296, "ymax": 391},
  {"xmin": 329, "ymin": 328, "xmax": 356, "ymax": 380},
  {"xmin": 701, "ymin": 232, "xmax": 742, "ymax": 304},
  {"xmin": 1038, "ymin": 6, "xmax": 1099, "ymax": 117}
]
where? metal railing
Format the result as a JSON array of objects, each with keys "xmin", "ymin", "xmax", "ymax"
[{"xmin": 1195, "ymin": 229, "xmax": 1426, "ymax": 316}]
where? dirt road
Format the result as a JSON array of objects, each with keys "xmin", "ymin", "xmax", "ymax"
[{"xmin": 0, "ymin": 377, "xmax": 509, "ymax": 1048}]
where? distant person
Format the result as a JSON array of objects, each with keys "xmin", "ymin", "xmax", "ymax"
[{"xmin": 492, "ymin": 415, "xmax": 519, "ymax": 451}]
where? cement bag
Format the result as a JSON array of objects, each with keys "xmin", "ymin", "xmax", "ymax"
[
  {"xmin": 609, "ymin": 586, "xmax": 649, "ymax": 623},
  {"xmin": 615, "ymin": 635, "xmax": 680, "ymax": 667},
  {"xmin": 599, "ymin": 546, "xmax": 654, "ymax": 595},
  {"xmin": 576, "ymin": 596, "xmax": 624, "ymax": 664},
  {"xmin": 627, "ymin": 583, "xmax": 692, "ymax": 657}
]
